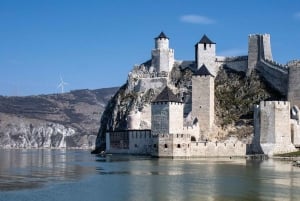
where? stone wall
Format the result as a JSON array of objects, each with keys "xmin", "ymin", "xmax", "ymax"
[
  {"xmin": 134, "ymin": 77, "xmax": 167, "ymax": 93},
  {"xmin": 106, "ymin": 130, "xmax": 152, "ymax": 154},
  {"xmin": 183, "ymin": 125, "xmax": 200, "ymax": 141},
  {"xmin": 216, "ymin": 56, "xmax": 248, "ymax": 72},
  {"xmin": 190, "ymin": 141, "xmax": 246, "ymax": 157},
  {"xmin": 256, "ymin": 60, "xmax": 288, "ymax": 95},
  {"xmin": 291, "ymin": 119, "xmax": 300, "ymax": 147},
  {"xmin": 169, "ymin": 102, "xmax": 184, "ymax": 134},
  {"xmin": 288, "ymin": 64, "xmax": 300, "ymax": 107}
]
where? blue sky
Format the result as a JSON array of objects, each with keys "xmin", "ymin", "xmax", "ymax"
[{"xmin": 1, "ymin": 0, "xmax": 300, "ymax": 96}]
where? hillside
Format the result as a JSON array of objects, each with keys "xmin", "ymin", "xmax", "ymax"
[{"xmin": 0, "ymin": 87, "xmax": 118, "ymax": 148}]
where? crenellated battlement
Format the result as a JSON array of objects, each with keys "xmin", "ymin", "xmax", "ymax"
[
  {"xmin": 263, "ymin": 59, "xmax": 288, "ymax": 72},
  {"xmin": 257, "ymin": 101, "xmax": 290, "ymax": 109}
]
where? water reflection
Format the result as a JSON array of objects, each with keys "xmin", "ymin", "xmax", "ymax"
[
  {"xmin": 0, "ymin": 149, "xmax": 95, "ymax": 191},
  {"xmin": 95, "ymin": 156, "xmax": 300, "ymax": 201}
]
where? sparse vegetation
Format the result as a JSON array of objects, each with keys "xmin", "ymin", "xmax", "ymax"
[{"xmin": 275, "ymin": 150, "xmax": 300, "ymax": 157}]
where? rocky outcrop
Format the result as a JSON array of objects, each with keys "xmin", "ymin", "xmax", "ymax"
[{"xmin": 0, "ymin": 87, "xmax": 118, "ymax": 149}]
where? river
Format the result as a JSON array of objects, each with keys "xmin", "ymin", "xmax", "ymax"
[{"xmin": 0, "ymin": 149, "xmax": 299, "ymax": 201}]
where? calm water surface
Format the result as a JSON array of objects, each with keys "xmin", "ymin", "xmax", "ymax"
[{"xmin": 0, "ymin": 149, "xmax": 299, "ymax": 201}]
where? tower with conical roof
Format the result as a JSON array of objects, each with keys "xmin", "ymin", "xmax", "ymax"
[
  {"xmin": 192, "ymin": 64, "xmax": 215, "ymax": 140},
  {"xmin": 195, "ymin": 34, "xmax": 216, "ymax": 73},
  {"xmin": 151, "ymin": 86, "xmax": 190, "ymax": 157},
  {"xmin": 151, "ymin": 32, "xmax": 175, "ymax": 75}
]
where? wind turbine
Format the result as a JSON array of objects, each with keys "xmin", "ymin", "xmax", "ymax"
[{"xmin": 57, "ymin": 75, "xmax": 68, "ymax": 93}]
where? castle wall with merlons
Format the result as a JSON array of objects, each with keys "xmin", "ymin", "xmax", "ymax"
[
  {"xmin": 190, "ymin": 142, "xmax": 246, "ymax": 157},
  {"xmin": 256, "ymin": 60, "xmax": 288, "ymax": 95}
]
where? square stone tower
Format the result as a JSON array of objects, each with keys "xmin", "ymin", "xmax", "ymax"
[
  {"xmin": 151, "ymin": 32, "xmax": 174, "ymax": 75},
  {"xmin": 253, "ymin": 101, "xmax": 296, "ymax": 155},
  {"xmin": 195, "ymin": 34, "xmax": 216, "ymax": 74},
  {"xmin": 192, "ymin": 65, "xmax": 215, "ymax": 140},
  {"xmin": 151, "ymin": 87, "xmax": 190, "ymax": 158},
  {"xmin": 247, "ymin": 34, "xmax": 273, "ymax": 73}
]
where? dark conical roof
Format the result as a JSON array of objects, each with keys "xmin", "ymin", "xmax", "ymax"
[
  {"xmin": 193, "ymin": 64, "xmax": 214, "ymax": 77},
  {"xmin": 197, "ymin": 34, "xmax": 215, "ymax": 44},
  {"xmin": 155, "ymin": 32, "xmax": 169, "ymax": 39},
  {"xmin": 152, "ymin": 87, "xmax": 181, "ymax": 103}
]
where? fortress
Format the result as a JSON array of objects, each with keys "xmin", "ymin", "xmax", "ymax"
[{"xmin": 105, "ymin": 32, "xmax": 300, "ymax": 158}]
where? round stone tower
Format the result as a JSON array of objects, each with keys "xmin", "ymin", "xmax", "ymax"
[{"xmin": 151, "ymin": 32, "xmax": 174, "ymax": 75}]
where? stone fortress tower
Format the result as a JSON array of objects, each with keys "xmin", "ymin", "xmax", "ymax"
[
  {"xmin": 151, "ymin": 32, "xmax": 174, "ymax": 74},
  {"xmin": 253, "ymin": 102, "xmax": 297, "ymax": 155},
  {"xmin": 192, "ymin": 65, "xmax": 215, "ymax": 140},
  {"xmin": 151, "ymin": 87, "xmax": 190, "ymax": 157},
  {"xmin": 248, "ymin": 34, "xmax": 273, "ymax": 71}
]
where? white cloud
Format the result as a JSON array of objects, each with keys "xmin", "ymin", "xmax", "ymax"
[
  {"xmin": 294, "ymin": 12, "xmax": 300, "ymax": 19},
  {"xmin": 180, "ymin": 14, "xmax": 215, "ymax": 24},
  {"xmin": 218, "ymin": 49, "xmax": 246, "ymax": 57}
]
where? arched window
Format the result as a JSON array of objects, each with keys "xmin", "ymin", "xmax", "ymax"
[
  {"xmin": 164, "ymin": 144, "xmax": 168, "ymax": 148},
  {"xmin": 204, "ymin": 43, "xmax": 207, "ymax": 50},
  {"xmin": 177, "ymin": 144, "xmax": 181, "ymax": 148},
  {"xmin": 191, "ymin": 136, "xmax": 196, "ymax": 141}
]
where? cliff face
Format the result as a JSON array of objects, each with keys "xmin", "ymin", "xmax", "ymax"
[
  {"xmin": 95, "ymin": 63, "xmax": 284, "ymax": 152},
  {"xmin": 0, "ymin": 87, "xmax": 118, "ymax": 149}
]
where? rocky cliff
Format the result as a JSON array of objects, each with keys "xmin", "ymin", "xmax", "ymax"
[
  {"xmin": 95, "ymin": 63, "xmax": 284, "ymax": 152},
  {"xmin": 0, "ymin": 87, "xmax": 118, "ymax": 149}
]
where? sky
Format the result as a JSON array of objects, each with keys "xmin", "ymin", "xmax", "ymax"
[{"xmin": 1, "ymin": 0, "xmax": 300, "ymax": 96}]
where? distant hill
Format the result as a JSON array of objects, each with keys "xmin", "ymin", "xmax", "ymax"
[{"xmin": 0, "ymin": 87, "xmax": 119, "ymax": 149}]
